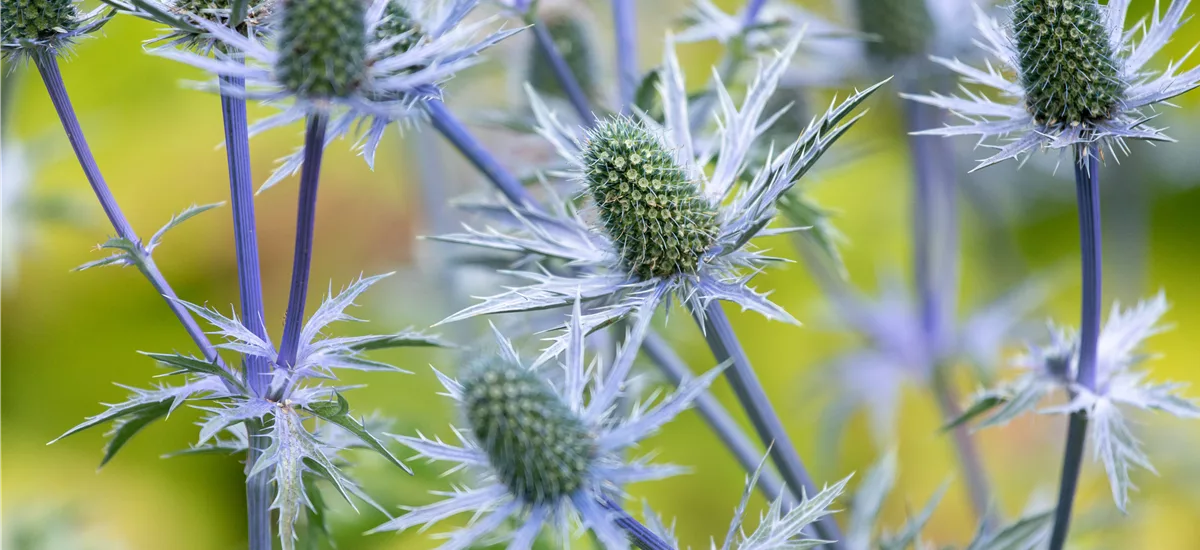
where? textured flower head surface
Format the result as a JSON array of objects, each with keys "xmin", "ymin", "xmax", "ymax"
[
  {"xmin": 0, "ymin": 0, "xmax": 113, "ymax": 60},
  {"xmin": 955, "ymin": 292, "xmax": 1200, "ymax": 512},
  {"xmin": 104, "ymin": 0, "xmax": 276, "ymax": 52},
  {"xmin": 156, "ymin": 0, "xmax": 519, "ymax": 190},
  {"xmin": 435, "ymin": 37, "xmax": 884, "ymax": 362},
  {"xmin": 816, "ymin": 278, "xmax": 1042, "ymax": 444},
  {"xmin": 372, "ymin": 301, "xmax": 724, "ymax": 549},
  {"xmin": 906, "ymin": 0, "xmax": 1200, "ymax": 170}
]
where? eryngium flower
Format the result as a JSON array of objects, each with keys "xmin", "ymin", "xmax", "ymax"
[
  {"xmin": 0, "ymin": 0, "xmax": 111, "ymax": 60},
  {"xmin": 952, "ymin": 293, "xmax": 1200, "ymax": 511},
  {"xmin": 111, "ymin": 0, "xmax": 275, "ymax": 52},
  {"xmin": 156, "ymin": 0, "xmax": 518, "ymax": 190},
  {"xmin": 854, "ymin": 0, "xmax": 934, "ymax": 63},
  {"xmin": 436, "ymin": 38, "xmax": 883, "ymax": 361},
  {"xmin": 905, "ymin": 0, "xmax": 1200, "ymax": 169},
  {"xmin": 372, "ymin": 304, "xmax": 723, "ymax": 548}
]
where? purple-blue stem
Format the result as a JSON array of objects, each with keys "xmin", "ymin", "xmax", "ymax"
[
  {"xmin": 903, "ymin": 98, "xmax": 992, "ymax": 525},
  {"xmin": 696, "ymin": 303, "xmax": 844, "ymax": 547},
  {"xmin": 424, "ymin": 100, "xmax": 791, "ymax": 509},
  {"xmin": 601, "ymin": 496, "xmax": 675, "ymax": 550},
  {"xmin": 276, "ymin": 114, "xmax": 329, "ymax": 374},
  {"xmin": 32, "ymin": 50, "xmax": 229, "ymax": 374},
  {"xmin": 742, "ymin": 0, "xmax": 766, "ymax": 28},
  {"xmin": 644, "ymin": 332, "xmax": 789, "ymax": 505},
  {"xmin": 425, "ymin": 98, "xmax": 535, "ymax": 208},
  {"xmin": 216, "ymin": 71, "xmax": 273, "ymax": 550},
  {"xmin": 611, "ymin": 0, "xmax": 638, "ymax": 114},
  {"xmin": 1048, "ymin": 143, "xmax": 1103, "ymax": 550},
  {"xmin": 529, "ymin": 17, "xmax": 596, "ymax": 127}
]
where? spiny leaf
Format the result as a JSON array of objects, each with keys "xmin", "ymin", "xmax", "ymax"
[
  {"xmin": 879, "ymin": 481, "xmax": 948, "ymax": 550},
  {"xmin": 941, "ymin": 391, "xmax": 1008, "ymax": 432},
  {"xmin": 144, "ymin": 351, "xmax": 246, "ymax": 394},
  {"xmin": 73, "ymin": 253, "xmax": 131, "ymax": 271},
  {"xmin": 304, "ymin": 393, "xmax": 412, "ymax": 475},
  {"xmin": 965, "ymin": 510, "xmax": 1054, "ymax": 550},
  {"xmin": 634, "ymin": 67, "xmax": 662, "ymax": 113},
  {"xmin": 51, "ymin": 378, "xmax": 225, "ymax": 445},
  {"xmin": 100, "ymin": 400, "xmax": 172, "ymax": 467},
  {"xmin": 129, "ymin": 0, "xmax": 197, "ymax": 31},
  {"xmin": 340, "ymin": 331, "xmax": 448, "ymax": 352},
  {"xmin": 148, "ymin": 202, "xmax": 224, "ymax": 252}
]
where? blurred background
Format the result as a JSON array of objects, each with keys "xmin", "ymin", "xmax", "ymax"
[{"xmin": 3, "ymin": 0, "xmax": 1200, "ymax": 548}]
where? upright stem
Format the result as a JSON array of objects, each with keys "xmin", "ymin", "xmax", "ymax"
[
  {"xmin": 695, "ymin": 303, "xmax": 844, "ymax": 548},
  {"xmin": 425, "ymin": 99, "xmax": 536, "ymax": 208},
  {"xmin": 219, "ymin": 73, "xmax": 271, "ymax": 396},
  {"xmin": 276, "ymin": 114, "xmax": 329, "ymax": 371},
  {"xmin": 32, "ymin": 51, "xmax": 226, "ymax": 370},
  {"xmin": 643, "ymin": 332, "xmax": 788, "ymax": 505},
  {"xmin": 601, "ymin": 496, "xmax": 676, "ymax": 550},
  {"xmin": 611, "ymin": 0, "xmax": 638, "ymax": 113},
  {"xmin": 1048, "ymin": 143, "xmax": 1103, "ymax": 550},
  {"xmin": 529, "ymin": 17, "xmax": 595, "ymax": 126},
  {"xmin": 245, "ymin": 417, "xmax": 273, "ymax": 550}
]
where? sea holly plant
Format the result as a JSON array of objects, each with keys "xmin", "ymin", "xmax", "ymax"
[
  {"xmin": 53, "ymin": 273, "xmax": 443, "ymax": 550},
  {"xmin": 372, "ymin": 301, "xmax": 724, "ymax": 549},
  {"xmin": 907, "ymin": 0, "xmax": 1200, "ymax": 548}
]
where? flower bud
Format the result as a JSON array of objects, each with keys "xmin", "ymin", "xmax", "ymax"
[
  {"xmin": 1, "ymin": 0, "xmax": 79, "ymax": 43},
  {"xmin": 583, "ymin": 118, "xmax": 718, "ymax": 279},
  {"xmin": 1013, "ymin": 0, "xmax": 1124, "ymax": 127},
  {"xmin": 275, "ymin": 0, "xmax": 367, "ymax": 99},
  {"xmin": 854, "ymin": 0, "xmax": 934, "ymax": 63},
  {"xmin": 461, "ymin": 357, "xmax": 594, "ymax": 504}
]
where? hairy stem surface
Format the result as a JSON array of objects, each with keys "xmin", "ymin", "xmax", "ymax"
[
  {"xmin": 277, "ymin": 114, "xmax": 329, "ymax": 371},
  {"xmin": 1048, "ymin": 143, "xmax": 1103, "ymax": 550},
  {"xmin": 695, "ymin": 303, "xmax": 843, "ymax": 547}
]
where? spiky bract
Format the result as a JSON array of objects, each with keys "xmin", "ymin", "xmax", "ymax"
[
  {"xmin": 583, "ymin": 118, "xmax": 718, "ymax": 279},
  {"xmin": 275, "ymin": 0, "xmax": 367, "ymax": 99},
  {"xmin": 373, "ymin": 0, "xmax": 420, "ymax": 59},
  {"xmin": 1013, "ymin": 0, "xmax": 1124, "ymax": 128},
  {"xmin": 461, "ymin": 356, "xmax": 594, "ymax": 504},
  {"xmin": 1, "ymin": 0, "xmax": 78, "ymax": 42},
  {"xmin": 855, "ymin": 0, "xmax": 933, "ymax": 62}
]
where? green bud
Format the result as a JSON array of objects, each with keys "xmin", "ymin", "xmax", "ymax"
[
  {"xmin": 583, "ymin": 118, "xmax": 719, "ymax": 279},
  {"xmin": 461, "ymin": 357, "xmax": 594, "ymax": 504},
  {"xmin": 372, "ymin": 0, "xmax": 421, "ymax": 59},
  {"xmin": 275, "ymin": 0, "xmax": 367, "ymax": 99},
  {"xmin": 854, "ymin": 0, "xmax": 934, "ymax": 63},
  {"xmin": 1013, "ymin": 0, "xmax": 1124, "ymax": 127},
  {"xmin": 527, "ymin": 11, "xmax": 600, "ymax": 101},
  {"xmin": 1, "ymin": 0, "xmax": 79, "ymax": 43}
]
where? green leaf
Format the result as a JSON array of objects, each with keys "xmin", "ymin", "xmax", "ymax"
[
  {"xmin": 965, "ymin": 510, "xmax": 1054, "ymax": 550},
  {"xmin": 98, "ymin": 236, "xmax": 142, "ymax": 255},
  {"xmin": 779, "ymin": 190, "xmax": 847, "ymax": 280},
  {"xmin": 880, "ymin": 481, "xmax": 949, "ymax": 550},
  {"xmin": 148, "ymin": 202, "xmax": 224, "ymax": 251},
  {"xmin": 942, "ymin": 391, "xmax": 1009, "ymax": 432},
  {"xmin": 143, "ymin": 351, "xmax": 246, "ymax": 394},
  {"xmin": 341, "ymin": 331, "xmax": 448, "ymax": 352},
  {"xmin": 162, "ymin": 443, "xmax": 245, "ymax": 459},
  {"xmin": 230, "ymin": 0, "xmax": 248, "ymax": 26},
  {"xmin": 100, "ymin": 400, "xmax": 172, "ymax": 467},
  {"xmin": 73, "ymin": 253, "xmax": 132, "ymax": 271},
  {"xmin": 303, "ymin": 394, "xmax": 413, "ymax": 475}
]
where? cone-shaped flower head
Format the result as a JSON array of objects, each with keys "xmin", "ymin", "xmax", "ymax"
[
  {"xmin": 373, "ymin": 307, "xmax": 724, "ymax": 548},
  {"xmin": 1, "ymin": 0, "xmax": 79, "ymax": 42},
  {"xmin": 276, "ymin": 0, "xmax": 367, "ymax": 99},
  {"xmin": 1013, "ymin": 0, "xmax": 1123, "ymax": 128},
  {"xmin": 905, "ymin": 0, "xmax": 1200, "ymax": 169},
  {"xmin": 435, "ymin": 38, "xmax": 884, "ymax": 362},
  {"xmin": 855, "ymin": 0, "xmax": 933, "ymax": 64},
  {"xmin": 583, "ymin": 118, "xmax": 719, "ymax": 279}
]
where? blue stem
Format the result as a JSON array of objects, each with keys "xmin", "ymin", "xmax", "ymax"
[
  {"xmin": 742, "ymin": 0, "xmax": 767, "ymax": 28},
  {"xmin": 601, "ymin": 496, "xmax": 675, "ymax": 550},
  {"xmin": 1048, "ymin": 143, "xmax": 1103, "ymax": 550},
  {"xmin": 32, "ymin": 50, "xmax": 228, "ymax": 373},
  {"xmin": 245, "ymin": 417, "xmax": 272, "ymax": 550},
  {"xmin": 425, "ymin": 98, "xmax": 537, "ymax": 208},
  {"xmin": 529, "ymin": 16, "xmax": 595, "ymax": 126},
  {"xmin": 611, "ymin": 0, "xmax": 638, "ymax": 114},
  {"xmin": 277, "ymin": 114, "xmax": 329, "ymax": 371},
  {"xmin": 219, "ymin": 74, "xmax": 271, "ymax": 397},
  {"xmin": 695, "ymin": 303, "xmax": 843, "ymax": 548},
  {"xmin": 643, "ymin": 332, "xmax": 788, "ymax": 505}
]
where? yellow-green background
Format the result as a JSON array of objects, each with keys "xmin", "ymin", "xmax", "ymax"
[{"xmin": 4, "ymin": 1, "xmax": 1200, "ymax": 548}]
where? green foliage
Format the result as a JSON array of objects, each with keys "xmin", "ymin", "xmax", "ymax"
[
  {"xmin": 583, "ymin": 117, "xmax": 718, "ymax": 279},
  {"xmin": 303, "ymin": 393, "xmax": 412, "ymax": 474},
  {"xmin": 460, "ymin": 357, "xmax": 594, "ymax": 505},
  {"xmin": 142, "ymin": 351, "xmax": 246, "ymax": 393},
  {"xmin": 275, "ymin": 0, "xmax": 367, "ymax": 98},
  {"xmin": 1, "ymin": 0, "xmax": 79, "ymax": 43},
  {"xmin": 372, "ymin": 0, "xmax": 420, "ymax": 59},
  {"xmin": 854, "ymin": 0, "xmax": 933, "ymax": 63},
  {"xmin": 1013, "ymin": 0, "xmax": 1124, "ymax": 127}
]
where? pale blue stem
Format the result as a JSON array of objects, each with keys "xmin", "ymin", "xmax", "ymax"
[
  {"xmin": 742, "ymin": 0, "xmax": 767, "ymax": 27},
  {"xmin": 425, "ymin": 99, "xmax": 536, "ymax": 208},
  {"xmin": 1048, "ymin": 143, "xmax": 1102, "ymax": 550},
  {"xmin": 32, "ymin": 50, "xmax": 228, "ymax": 374},
  {"xmin": 529, "ymin": 17, "xmax": 595, "ymax": 126},
  {"xmin": 611, "ymin": 0, "xmax": 638, "ymax": 113},
  {"xmin": 277, "ymin": 114, "xmax": 329, "ymax": 371},
  {"xmin": 695, "ymin": 303, "xmax": 843, "ymax": 548},
  {"xmin": 601, "ymin": 496, "xmax": 675, "ymax": 550}
]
